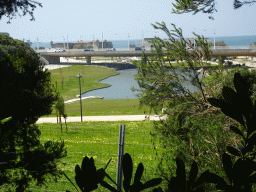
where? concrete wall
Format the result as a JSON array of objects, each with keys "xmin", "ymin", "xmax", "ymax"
[
  {"xmin": 54, "ymin": 62, "xmax": 137, "ymax": 70},
  {"xmin": 50, "ymin": 41, "xmax": 113, "ymax": 50},
  {"xmin": 42, "ymin": 55, "xmax": 60, "ymax": 64}
]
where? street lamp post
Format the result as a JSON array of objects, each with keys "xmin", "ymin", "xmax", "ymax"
[
  {"xmin": 142, "ymin": 30, "xmax": 144, "ymax": 47},
  {"xmin": 102, "ymin": 32, "xmax": 103, "ymax": 51},
  {"xmin": 63, "ymin": 36, "xmax": 65, "ymax": 49},
  {"xmin": 214, "ymin": 28, "xmax": 216, "ymax": 49},
  {"xmin": 128, "ymin": 33, "xmax": 130, "ymax": 51},
  {"xmin": 67, "ymin": 34, "xmax": 68, "ymax": 50},
  {"xmin": 36, "ymin": 37, "xmax": 39, "ymax": 51},
  {"xmin": 76, "ymin": 74, "xmax": 83, "ymax": 122},
  {"xmin": 93, "ymin": 35, "xmax": 94, "ymax": 50}
]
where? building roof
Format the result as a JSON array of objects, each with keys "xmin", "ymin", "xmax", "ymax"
[{"xmin": 75, "ymin": 40, "xmax": 86, "ymax": 43}]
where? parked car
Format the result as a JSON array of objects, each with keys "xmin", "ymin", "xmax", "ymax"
[
  {"xmin": 84, "ymin": 49, "xmax": 94, "ymax": 51},
  {"xmin": 135, "ymin": 47, "xmax": 145, "ymax": 51},
  {"xmin": 106, "ymin": 48, "xmax": 116, "ymax": 51},
  {"xmin": 54, "ymin": 48, "xmax": 64, "ymax": 52}
]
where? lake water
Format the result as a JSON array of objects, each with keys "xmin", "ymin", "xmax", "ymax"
[{"xmin": 81, "ymin": 68, "xmax": 207, "ymax": 100}]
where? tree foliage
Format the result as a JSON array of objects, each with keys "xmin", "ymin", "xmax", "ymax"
[
  {"xmin": 130, "ymin": 22, "xmax": 256, "ymax": 190},
  {"xmin": 0, "ymin": 0, "xmax": 43, "ymax": 24},
  {"xmin": 171, "ymin": 0, "xmax": 256, "ymax": 20},
  {"xmin": 54, "ymin": 91, "xmax": 68, "ymax": 133},
  {"xmin": 0, "ymin": 36, "xmax": 68, "ymax": 192},
  {"xmin": 210, "ymin": 40, "xmax": 229, "ymax": 47}
]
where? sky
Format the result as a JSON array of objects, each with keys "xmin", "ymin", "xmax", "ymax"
[{"xmin": 0, "ymin": 0, "xmax": 256, "ymax": 43}]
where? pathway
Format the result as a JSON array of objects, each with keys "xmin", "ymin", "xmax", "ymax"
[{"xmin": 36, "ymin": 115, "xmax": 168, "ymax": 124}]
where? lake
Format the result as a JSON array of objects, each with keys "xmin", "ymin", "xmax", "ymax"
[{"xmin": 81, "ymin": 68, "xmax": 207, "ymax": 100}]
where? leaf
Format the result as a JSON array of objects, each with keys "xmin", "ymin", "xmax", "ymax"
[
  {"xmin": 222, "ymin": 86, "xmax": 237, "ymax": 104},
  {"xmin": 142, "ymin": 178, "xmax": 162, "ymax": 190},
  {"xmin": 195, "ymin": 170, "xmax": 228, "ymax": 191},
  {"xmin": 221, "ymin": 152, "xmax": 233, "ymax": 185},
  {"xmin": 187, "ymin": 160, "xmax": 198, "ymax": 190},
  {"xmin": 100, "ymin": 180, "xmax": 119, "ymax": 192},
  {"xmin": 247, "ymin": 172, "xmax": 256, "ymax": 185},
  {"xmin": 247, "ymin": 133, "xmax": 256, "ymax": 147},
  {"xmin": 96, "ymin": 168, "xmax": 106, "ymax": 183},
  {"xmin": 134, "ymin": 163, "xmax": 144, "ymax": 184},
  {"xmin": 232, "ymin": 158, "xmax": 247, "ymax": 186},
  {"xmin": 230, "ymin": 126, "xmax": 245, "ymax": 140},
  {"xmin": 123, "ymin": 153, "xmax": 133, "ymax": 192},
  {"xmin": 130, "ymin": 181, "xmax": 143, "ymax": 191},
  {"xmin": 234, "ymin": 72, "xmax": 250, "ymax": 94},
  {"xmin": 207, "ymin": 98, "xmax": 226, "ymax": 108},
  {"xmin": 75, "ymin": 164, "xmax": 83, "ymax": 192},
  {"xmin": 227, "ymin": 146, "xmax": 241, "ymax": 157},
  {"xmin": 175, "ymin": 158, "xmax": 186, "ymax": 191},
  {"xmin": 221, "ymin": 103, "xmax": 245, "ymax": 128}
]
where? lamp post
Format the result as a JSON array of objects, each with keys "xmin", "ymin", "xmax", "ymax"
[
  {"xmin": 128, "ymin": 33, "xmax": 130, "ymax": 51},
  {"xmin": 63, "ymin": 36, "xmax": 65, "ymax": 49},
  {"xmin": 36, "ymin": 37, "xmax": 39, "ymax": 51},
  {"xmin": 93, "ymin": 35, "xmax": 94, "ymax": 50},
  {"xmin": 76, "ymin": 74, "xmax": 83, "ymax": 122},
  {"xmin": 102, "ymin": 32, "xmax": 103, "ymax": 51},
  {"xmin": 67, "ymin": 34, "xmax": 68, "ymax": 50},
  {"xmin": 214, "ymin": 28, "xmax": 216, "ymax": 49},
  {"xmin": 142, "ymin": 30, "xmax": 144, "ymax": 47}
]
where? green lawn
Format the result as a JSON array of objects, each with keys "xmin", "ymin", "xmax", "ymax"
[
  {"xmin": 42, "ymin": 62, "xmax": 218, "ymax": 118},
  {"xmin": 5, "ymin": 121, "xmax": 170, "ymax": 192}
]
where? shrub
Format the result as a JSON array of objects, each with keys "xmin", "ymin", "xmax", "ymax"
[{"xmin": 217, "ymin": 56, "xmax": 224, "ymax": 66}]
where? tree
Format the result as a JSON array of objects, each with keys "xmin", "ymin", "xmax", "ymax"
[
  {"xmin": 129, "ymin": 43, "xmax": 136, "ymax": 48},
  {"xmin": 0, "ymin": 36, "xmax": 68, "ymax": 191},
  {"xmin": 131, "ymin": 22, "xmax": 256, "ymax": 190},
  {"xmin": 54, "ymin": 93, "xmax": 68, "ymax": 133},
  {"xmin": 210, "ymin": 40, "xmax": 229, "ymax": 47},
  {"xmin": 171, "ymin": 0, "xmax": 256, "ymax": 20},
  {"xmin": 0, "ymin": 0, "xmax": 43, "ymax": 24}
]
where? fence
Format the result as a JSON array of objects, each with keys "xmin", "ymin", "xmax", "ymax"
[{"xmin": 0, "ymin": 122, "xmax": 168, "ymax": 192}]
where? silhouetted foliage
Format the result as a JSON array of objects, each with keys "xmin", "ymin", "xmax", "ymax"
[
  {"xmin": 171, "ymin": 0, "xmax": 256, "ymax": 20},
  {"xmin": 0, "ymin": 0, "xmax": 43, "ymax": 23},
  {"xmin": 0, "ymin": 40, "xmax": 68, "ymax": 191}
]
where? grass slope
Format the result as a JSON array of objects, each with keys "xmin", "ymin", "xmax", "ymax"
[{"xmin": 42, "ymin": 62, "xmax": 217, "ymax": 117}]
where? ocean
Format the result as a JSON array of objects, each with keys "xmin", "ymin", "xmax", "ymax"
[{"xmin": 30, "ymin": 35, "xmax": 256, "ymax": 50}]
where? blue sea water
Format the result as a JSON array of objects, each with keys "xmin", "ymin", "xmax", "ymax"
[{"xmin": 30, "ymin": 35, "xmax": 256, "ymax": 49}]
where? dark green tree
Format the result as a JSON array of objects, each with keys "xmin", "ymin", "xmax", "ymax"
[
  {"xmin": 0, "ymin": 0, "xmax": 43, "ymax": 24},
  {"xmin": 171, "ymin": 0, "xmax": 256, "ymax": 20},
  {"xmin": 0, "ymin": 36, "xmax": 68, "ymax": 192}
]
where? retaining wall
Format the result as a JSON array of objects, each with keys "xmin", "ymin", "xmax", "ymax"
[{"xmin": 56, "ymin": 62, "xmax": 137, "ymax": 70}]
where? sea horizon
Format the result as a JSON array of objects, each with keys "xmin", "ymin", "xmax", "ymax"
[{"xmin": 29, "ymin": 34, "xmax": 256, "ymax": 49}]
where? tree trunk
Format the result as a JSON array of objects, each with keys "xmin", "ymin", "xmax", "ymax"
[
  {"xmin": 65, "ymin": 118, "xmax": 67, "ymax": 133},
  {"xmin": 59, "ymin": 114, "xmax": 62, "ymax": 133}
]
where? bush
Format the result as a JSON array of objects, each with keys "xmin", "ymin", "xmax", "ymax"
[{"xmin": 217, "ymin": 56, "xmax": 224, "ymax": 65}]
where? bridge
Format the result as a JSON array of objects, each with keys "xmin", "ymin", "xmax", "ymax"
[{"xmin": 37, "ymin": 47, "xmax": 256, "ymax": 64}]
